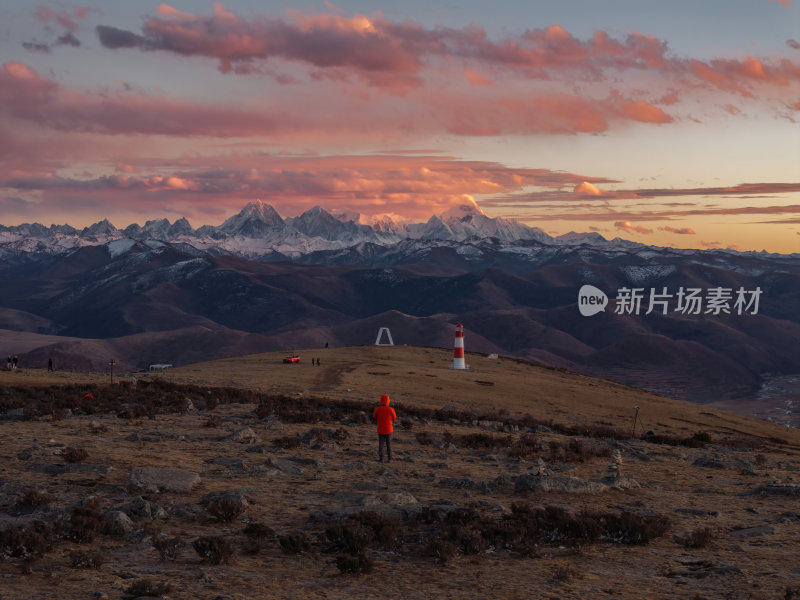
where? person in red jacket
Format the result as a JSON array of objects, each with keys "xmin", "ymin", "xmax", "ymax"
[{"xmin": 372, "ymin": 394, "xmax": 397, "ymax": 463}]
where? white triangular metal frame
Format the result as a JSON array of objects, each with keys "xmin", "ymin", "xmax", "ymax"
[{"xmin": 374, "ymin": 327, "xmax": 394, "ymax": 346}]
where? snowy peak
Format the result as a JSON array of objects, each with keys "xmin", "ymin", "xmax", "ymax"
[
  {"xmin": 287, "ymin": 206, "xmax": 377, "ymax": 242},
  {"xmin": 219, "ymin": 200, "xmax": 284, "ymax": 237},
  {"xmin": 440, "ymin": 197, "xmax": 488, "ymax": 223},
  {"xmin": 557, "ymin": 231, "xmax": 607, "ymax": 244},
  {"xmin": 82, "ymin": 219, "xmax": 118, "ymax": 237}
]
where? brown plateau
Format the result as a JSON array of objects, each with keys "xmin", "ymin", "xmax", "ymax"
[{"xmin": 1, "ymin": 345, "xmax": 798, "ymax": 600}]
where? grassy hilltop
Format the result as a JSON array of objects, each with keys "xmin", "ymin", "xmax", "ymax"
[{"xmin": 0, "ymin": 346, "xmax": 798, "ymax": 599}]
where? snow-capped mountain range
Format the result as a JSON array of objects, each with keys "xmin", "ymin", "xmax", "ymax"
[
  {"xmin": 0, "ymin": 199, "xmax": 611, "ymax": 259},
  {"xmin": 0, "ymin": 199, "xmax": 796, "ymax": 265}
]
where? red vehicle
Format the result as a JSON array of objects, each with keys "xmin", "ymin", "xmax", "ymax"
[{"xmin": 283, "ymin": 354, "xmax": 300, "ymax": 364}]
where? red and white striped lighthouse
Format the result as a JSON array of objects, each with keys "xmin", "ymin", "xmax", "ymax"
[{"xmin": 452, "ymin": 323, "xmax": 466, "ymax": 369}]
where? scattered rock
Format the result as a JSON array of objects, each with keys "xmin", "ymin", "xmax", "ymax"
[
  {"xmin": 753, "ymin": 482, "xmax": 800, "ymax": 496},
  {"xmin": 125, "ymin": 496, "xmax": 167, "ymax": 520},
  {"xmin": 26, "ymin": 463, "xmax": 112, "ymax": 475},
  {"xmin": 287, "ymin": 455, "xmax": 319, "ymax": 467},
  {"xmin": 351, "ymin": 481, "xmax": 384, "ymax": 492},
  {"xmin": 128, "ymin": 467, "xmax": 200, "ymax": 493},
  {"xmin": 514, "ymin": 474, "xmax": 607, "ymax": 494},
  {"xmin": 693, "ymin": 456, "xmax": 751, "ymax": 471},
  {"xmin": 665, "ymin": 560, "xmax": 742, "ymax": 579},
  {"xmin": 211, "ymin": 457, "xmax": 248, "ymax": 472},
  {"xmin": 602, "ymin": 476, "xmax": 641, "ymax": 490},
  {"xmin": 362, "ymin": 491, "xmax": 419, "ymax": 507},
  {"xmin": 266, "ymin": 457, "xmax": 303, "ymax": 475},
  {"xmin": 225, "ymin": 427, "xmax": 260, "ymax": 444},
  {"xmin": 105, "ymin": 510, "xmax": 136, "ymax": 537},
  {"xmin": 675, "ymin": 508, "xmax": 720, "ymax": 517},
  {"xmin": 729, "ymin": 525, "xmax": 774, "ymax": 539},
  {"xmin": 439, "ymin": 477, "xmax": 490, "ymax": 493},
  {"xmin": 343, "ymin": 461, "xmax": 368, "ymax": 471},
  {"xmin": 491, "ymin": 473, "xmax": 514, "ymax": 488},
  {"xmin": 201, "ymin": 490, "xmax": 249, "ymax": 514},
  {"xmin": 261, "ymin": 414, "xmax": 284, "ymax": 430}
]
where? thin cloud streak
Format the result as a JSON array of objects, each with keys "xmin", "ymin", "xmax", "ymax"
[{"xmin": 0, "ymin": 154, "xmax": 614, "ymax": 221}]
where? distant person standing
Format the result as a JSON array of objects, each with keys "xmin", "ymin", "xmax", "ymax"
[
  {"xmin": 6, "ymin": 355, "xmax": 10, "ymax": 370},
  {"xmin": 372, "ymin": 394, "xmax": 397, "ymax": 463},
  {"xmin": 12, "ymin": 355, "xmax": 18, "ymax": 370},
  {"xmin": 48, "ymin": 358, "xmax": 53, "ymax": 372}
]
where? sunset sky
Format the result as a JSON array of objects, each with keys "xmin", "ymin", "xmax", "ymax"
[{"xmin": 0, "ymin": 1, "xmax": 798, "ymax": 253}]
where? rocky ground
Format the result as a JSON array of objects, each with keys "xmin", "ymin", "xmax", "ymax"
[{"xmin": 0, "ymin": 347, "xmax": 798, "ymax": 600}]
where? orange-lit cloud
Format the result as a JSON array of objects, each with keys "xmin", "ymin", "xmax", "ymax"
[
  {"xmin": 92, "ymin": 6, "xmax": 800, "ymax": 106},
  {"xmin": 0, "ymin": 61, "xmax": 683, "ymax": 140},
  {"xmin": 660, "ymin": 226, "xmax": 696, "ymax": 234},
  {"xmin": 0, "ymin": 154, "xmax": 615, "ymax": 222},
  {"xmin": 614, "ymin": 220, "xmax": 653, "ymax": 234}
]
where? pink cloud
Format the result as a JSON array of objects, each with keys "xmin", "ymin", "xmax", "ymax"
[
  {"xmin": 0, "ymin": 62, "xmax": 681, "ymax": 138},
  {"xmin": 660, "ymin": 226, "xmax": 696, "ymax": 234},
  {"xmin": 0, "ymin": 153, "xmax": 615, "ymax": 222},
  {"xmin": 92, "ymin": 7, "xmax": 800, "ymax": 106},
  {"xmin": 614, "ymin": 220, "xmax": 653, "ymax": 234},
  {"xmin": 35, "ymin": 5, "xmax": 99, "ymax": 32},
  {"xmin": 700, "ymin": 240, "xmax": 722, "ymax": 248},
  {"xmin": 769, "ymin": 0, "xmax": 792, "ymax": 6},
  {"xmin": 573, "ymin": 181, "xmax": 606, "ymax": 197}
]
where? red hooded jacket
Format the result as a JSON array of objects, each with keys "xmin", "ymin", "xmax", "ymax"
[{"xmin": 372, "ymin": 394, "xmax": 397, "ymax": 434}]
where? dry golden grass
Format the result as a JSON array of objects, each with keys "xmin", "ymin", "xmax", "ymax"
[{"xmin": 0, "ymin": 346, "xmax": 798, "ymax": 600}]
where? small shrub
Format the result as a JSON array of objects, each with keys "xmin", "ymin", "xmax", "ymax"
[
  {"xmin": 272, "ymin": 435, "xmax": 301, "ymax": 449},
  {"xmin": 69, "ymin": 550, "xmax": 105, "ymax": 569},
  {"xmin": 243, "ymin": 522, "xmax": 275, "ymax": 539},
  {"xmin": 551, "ymin": 564, "xmax": 575, "ymax": 583},
  {"xmin": 603, "ymin": 512, "xmax": 670, "ymax": 544},
  {"xmin": 350, "ymin": 411, "xmax": 368, "ymax": 424},
  {"xmin": 683, "ymin": 526, "xmax": 714, "ymax": 549},
  {"xmin": 325, "ymin": 522, "xmax": 373, "ymax": 554},
  {"xmin": 349, "ymin": 511, "xmax": 405, "ymax": 551},
  {"xmin": 15, "ymin": 488, "xmax": 51, "ymax": 508},
  {"xmin": 192, "ymin": 535, "xmax": 235, "ymax": 565},
  {"xmin": 279, "ymin": 532, "xmax": 310, "ymax": 555},
  {"xmin": 400, "ymin": 418, "xmax": 413, "ymax": 430},
  {"xmin": 0, "ymin": 521, "xmax": 56, "ymax": 561},
  {"xmin": 123, "ymin": 578, "xmax": 172, "ymax": 599},
  {"xmin": 415, "ymin": 431, "xmax": 434, "ymax": 445},
  {"xmin": 64, "ymin": 497, "xmax": 106, "ymax": 543},
  {"xmin": 206, "ymin": 496, "xmax": 246, "ymax": 523},
  {"xmin": 62, "ymin": 446, "xmax": 89, "ymax": 463},
  {"xmin": 241, "ymin": 522, "xmax": 274, "ymax": 555},
  {"xmin": 507, "ymin": 433, "xmax": 541, "ymax": 458},
  {"xmin": 152, "ymin": 534, "xmax": 183, "ymax": 561},
  {"xmin": 204, "ymin": 415, "xmax": 219, "ymax": 427},
  {"xmin": 447, "ymin": 524, "xmax": 487, "ymax": 555},
  {"xmin": 444, "ymin": 507, "xmax": 481, "ymax": 525},
  {"xmin": 426, "ymin": 538, "xmax": 457, "ymax": 564},
  {"xmin": 335, "ymin": 551, "xmax": 374, "ymax": 575}
]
